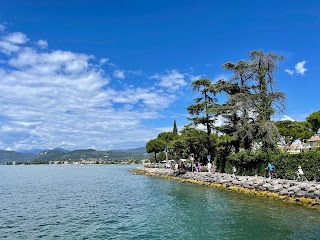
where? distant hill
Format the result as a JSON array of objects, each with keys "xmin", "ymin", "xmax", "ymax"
[
  {"xmin": 33, "ymin": 148, "xmax": 146, "ymax": 163},
  {"xmin": 115, "ymin": 147, "xmax": 146, "ymax": 153},
  {"xmin": 0, "ymin": 147, "xmax": 146, "ymax": 164},
  {"xmin": 0, "ymin": 150, "xmax": 36, "ymax": 164},
  {"xmin": 19, "ymin": 147, "xmax": 70, "ymax": 155},
  {"xmin": 18, "ymin": 149, "xmax": 48, "ymax": 155}
]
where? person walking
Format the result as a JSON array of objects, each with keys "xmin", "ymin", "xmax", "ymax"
[
  {"xmin": 232, "ymin": 166, "xmax": 237, "ymax": 177},
  {"xmin": 207, "ymin": 161, "xmax": 212, "ymax": 173}
]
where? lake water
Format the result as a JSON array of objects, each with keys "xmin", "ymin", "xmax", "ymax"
[{"xmin": 1, "ymin": 165, "xmax": 320, "ymax": 239}]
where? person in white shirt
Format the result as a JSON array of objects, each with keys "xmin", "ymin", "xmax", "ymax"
[
  {"xmin": 296, "ymin": 166, "xmax": 304, "ymax": 177},
  {"xmin": 207, "ymin": 162, "xmax": 212, "ymax": 173},
  {"xmin": 232, "ymin": 166, "xmax": 237, "ymax": 177}
]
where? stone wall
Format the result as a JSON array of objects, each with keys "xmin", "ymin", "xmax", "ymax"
[{"xmin": 133, "ymin": 167, "xmax": 320, "ymax": 208}]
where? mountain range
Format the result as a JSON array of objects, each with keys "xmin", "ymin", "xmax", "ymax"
[{"xmin": 0, "ymin": 147, "xmax": 146, "ymax": 164}]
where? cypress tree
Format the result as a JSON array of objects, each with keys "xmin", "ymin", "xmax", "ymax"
[{"xmin": 173, "ymin": 120, "xmax": 178, "ymax": 136}]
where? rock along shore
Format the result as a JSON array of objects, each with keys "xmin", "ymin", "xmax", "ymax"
[{"xmin": 133, "ymin": 167, "xmax": 320, "ymax": 210}]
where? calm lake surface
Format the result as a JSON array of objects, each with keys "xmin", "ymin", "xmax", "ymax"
[{"xmin": 1, "ymin": 165, "xmax": 320, "ymax": 239}]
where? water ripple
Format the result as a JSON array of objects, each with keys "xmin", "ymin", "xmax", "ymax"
[{"xmin": 0, "ymin": 165, "xmax": 320, "ymax": 239}]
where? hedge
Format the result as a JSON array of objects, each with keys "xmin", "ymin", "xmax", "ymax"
[{"xmin": 226, "ymin": 150, "xmax": 320, "ymax": 181}]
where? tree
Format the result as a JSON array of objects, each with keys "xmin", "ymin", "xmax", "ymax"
[
  {"xmin": 215, "ymin": 60, "xmax": 255, "ymax": 151},
  {"xmin": 173, "ymin": 120, "xmax": 178, "ymax": 136},
  {"xmin": 171, "ymin": 139, "xmax": 187, "ymax": 160},
  {"xmin": 146, "ymin": 138, "xmax": 165, "ymax": 162},
  {"xmin": 250, "ymin": 50, "xmax": 285, "ymax": 122},
  {"xmin": 180, "ymin": 124, "xmax": 208, "ymax": 164},
  {"xmin": 250, "ymin": 50, "xmax": 285, "ymax": 151},
  {"xmin": 187, "ymin": 78, "xmax": 217, "ymax": 158},
  {"xmin": 157, "ymin": 132, "xmax": 174, "ymax": 161},
  {"xmin": 275, "ymin": 120, "xmax": 313, "ymax": 151},
  {"xmin": 306, "ymin": 110, "xmax": 320, "ymax": 134}
]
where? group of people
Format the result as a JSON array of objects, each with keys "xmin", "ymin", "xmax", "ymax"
[
  {"xmin": 206, "ymin": 161, "xmax": 217, "ymax": 173},
  {"xmin": 175, "ymin": 156, "xmax": 305, "ymax": 180},
  {"xmin": 266, "ymin": 162, "xmax": 304, "ymax": 179}
]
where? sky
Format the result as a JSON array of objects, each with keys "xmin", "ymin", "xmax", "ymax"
[{"xmin": 0, "ymin": 0, "xmax": 319, "ymax": 151}]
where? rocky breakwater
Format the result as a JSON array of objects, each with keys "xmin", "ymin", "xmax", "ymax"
[{"xmin": 133, "ymin": 167, "xmax": 320, "ymax": 209}]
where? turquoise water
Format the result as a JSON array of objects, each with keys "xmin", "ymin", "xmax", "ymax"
[{"xmin": 0, "ymin": 165, "xmax": 319, "ymax": 239}]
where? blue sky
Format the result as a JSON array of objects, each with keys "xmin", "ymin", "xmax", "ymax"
[{"xmin": 0, "ymin": 0, "xmax": 319, "ymax": 150}]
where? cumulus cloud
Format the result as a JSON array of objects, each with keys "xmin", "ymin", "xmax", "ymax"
[
  {"xmin": 113, "ymin": 69, "xmax": 125, "ymax": 79},
  {"xmin": 285, "ymin": 61, "xmax": 308, "ymax": 76},
  {"xmin": 0, "ymin": 32, "xmax": 29, "ymax": 54},
  {"xmin": 0, "ymin": 29, "xmax": 178, "ymax": 151},
  {"xmin": 295, "ymin": 61, "xmax": 307, "ymax": 75},
  {"xmin": 285, "ymin": 69, "xmax": 294, "ymax": 75},
  {"xmin": 281, "ymin": 115, "xmax": 295, "ymax": 121},
  {"xmin": 4, "ymin": 32, "xmax": 29, "ymax": 44},
  {"xmin": 36, "ymin": 40, "xmax": 48, "ymax": 48},
  {"xmin": 151, "ymin": 70, "xmax": 187, "ymax": 91}
]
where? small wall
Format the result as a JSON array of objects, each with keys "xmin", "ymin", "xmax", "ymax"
[{"xmin": 133, "ymin": 167, "xmax": 320, "ymax": 208}]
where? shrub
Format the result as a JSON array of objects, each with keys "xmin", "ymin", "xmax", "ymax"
[
  {"xmin": 227, "ymin": 150, "xmax": 320, "ymax": 180},
  {"xmin": 270, "ymin": 152, "xmax": 320, "ymax": 180},
  {"xmin": 227, "ymin": 150, "xmax": 269, "ymax": 176}
]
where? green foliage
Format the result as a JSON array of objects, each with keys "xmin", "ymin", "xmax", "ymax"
[
  {"xmin": 157, "ymin": 152, "xmax": 166, "ymax": 161},
  {"xmin": 173, "ymin": 120, "xmax": 178, "ymax": 136},
  {"xmin": 227, "ymin": 150, "xmax": 270, "ymax": 176},
  {"xmin": 171, "ymin": 139, "xmax": 187, "ymax": 160},
  {"xmin": 157, "ymin": 132, "xmax": 174, "ymax": 143},
  {"xmin": 187, "ymin": 78, "xmax": 218, "ymax": 156},
  {"xmin": 227, "ymin": 150, "xmax": 320, "ymax": 181},
  {"xmin": 158, "ymin": 132, "xmax": 174, "ymax": 161},
  {"xmin": 180, "ymin": 125, "xmax": 209, "ymax": 163},
  {"xmin": 269, "ymin": 152, "xmax": 320, "ymax": 180},
  {"xmin": 146, "ymin": 138, "xmax": 165, "ymax": 162},
  {"xmin": 275, "ymin": 120, "xmax": 313, "ymax": 149},
  {"xmin": 214, "ymin": 50, "xmax": 285, "ymax": 153},
  {"xmin": 306, "ymin": 110, "xmax": 320, "ymax": 134}
]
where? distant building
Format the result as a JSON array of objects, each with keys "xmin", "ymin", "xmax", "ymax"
[
  {"xmin": 303, "ymin": 136, "xmax": 320, "ymax": 151},
  {"xmin": 278, "ymin": 135, "xmax": 320, "ymax": 154},
  {"xmin": 278, "ymin": 143, "xmax": 301, "ymax": 154}
]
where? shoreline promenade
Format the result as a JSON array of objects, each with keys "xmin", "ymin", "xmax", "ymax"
[{"xmin": 133, "ymin": 167, "xmax": 320, "ymax": 210}]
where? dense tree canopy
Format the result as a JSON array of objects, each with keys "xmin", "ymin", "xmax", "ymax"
[
  {"xmin": 275, "ymin": 120, "xmax": 313, "ymax": 151},
  {"xmin": 145, "ymin": 50, "xmax": 320, "ymax": 175},
  {"xmin": 146, "ymin": 138, "xmax": 165, "ymax": 162},
  {"xmin": 187, "ymin": 78, "xmax": 218, "ymax": 158},
  {"xmin": 306, "ymin": 110, "xmax": 320, "ymax": 134}
]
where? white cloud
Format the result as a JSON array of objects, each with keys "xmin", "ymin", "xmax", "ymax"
[
  {"xmin": 295, "ymin": 61, "xmax": 307, "ymax": 75},
  {"xmin": 189, "ymin": 75, "xmax": 202, "ymax": 81},
  {"xmin": 99, "ymin": 58, "xmax": 108, "ymax": 65},
  {"xmin": 285, "ymin": 69, "xmax": 294, "ymax": 75},
  {"xmin": 214, "ymin": 115, "xmax": 225, "ymax": 127},
  {"xmin": 0, "ymin": 41, "xmax": 20, "ymax": 54},
  {"xmin": 4, "ymin": 32, "xmax": 29, "ymax": 44},
  {"xmin": 0, "ymin": 29, "xmax": 181, "ymax": 151},
  {"xmin": 284, "ymin": 61, "xmax": 308, "ymax": 76},
  {"xmin": 36, "ymin": 40, "xmax": 48, "ymax": 48},
  {"xmin": 151, "ymin": 70, "xmax": 187, "ymax": 91},
  {"xmin": 113, "ymin": 69, "xmax": 125, "ymax": 79},
  {"xmin": 281, "ymin": 115, "xmax": 295, "ymax": 121},
  {"xmin": 105, "ymin": 87, "xmax": 175, "ymax": 110}
]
